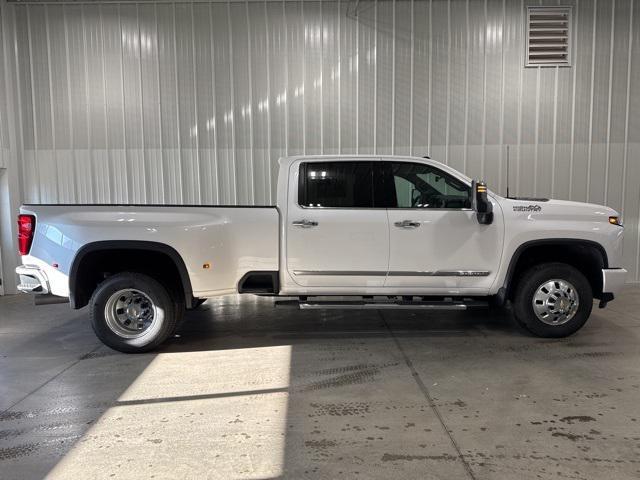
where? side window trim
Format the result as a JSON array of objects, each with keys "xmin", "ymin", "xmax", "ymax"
[
  {"xmin": 384, "ymin": 161, "xmax": 473, "ymax": 210},
  {"xmin": 297, "ymin": 160, "xmax": 377, "ymax": 210}
]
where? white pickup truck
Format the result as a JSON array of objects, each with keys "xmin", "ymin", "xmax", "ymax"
[{"xmin": 16, "ymin": 155, "xmax": 626, "ymax": 352}]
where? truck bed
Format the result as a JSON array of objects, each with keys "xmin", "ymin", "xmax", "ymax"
[{"xmin": 20, "ymin": 204, "xmax": 280, "ymax": 299}]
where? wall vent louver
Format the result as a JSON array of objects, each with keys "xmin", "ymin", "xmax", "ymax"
[{"xmin": 526, "ymin": 6, "xmax": 572, "ymax": 67}]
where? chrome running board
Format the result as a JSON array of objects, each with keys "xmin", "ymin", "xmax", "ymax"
[{"xmin": 276, "ymin": 297, "xmax": 488, "ymax": 310}]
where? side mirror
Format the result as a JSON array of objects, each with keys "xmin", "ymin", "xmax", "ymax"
[{"xmin": 471, "ymin": 180, "xmax": 493, "ymax": 225}]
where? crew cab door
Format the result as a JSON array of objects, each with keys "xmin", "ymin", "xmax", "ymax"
[
  {"xmin": 382, "ymin": 161, "xmax": 503, "ymax": 292},
  {"xmin": 285, "ymin": 160, "xmax": 389, "ymax": 288}
]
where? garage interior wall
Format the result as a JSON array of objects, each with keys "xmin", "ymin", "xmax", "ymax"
[{"xmin": 0, "ymin": 0, "xmax": 639, "ymax": 289}]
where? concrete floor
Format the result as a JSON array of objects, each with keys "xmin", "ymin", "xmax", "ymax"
[{"xmin": 1, "ymin": 288, "xmax": 640, "ymax": 480}]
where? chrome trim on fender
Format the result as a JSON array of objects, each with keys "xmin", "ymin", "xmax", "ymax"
[{"xmin": 293, "ymin": 270, "xmax": 491, "ymax": 277}]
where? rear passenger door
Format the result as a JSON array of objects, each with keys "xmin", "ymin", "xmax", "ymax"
[{"xmin": 286, "ymin": 160, "xmax": 389, "ymax": 288}]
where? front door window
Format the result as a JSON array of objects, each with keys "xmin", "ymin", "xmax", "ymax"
[{"xmin": 389, "ymin": 162, "xmax": 471, "ymax": 209}]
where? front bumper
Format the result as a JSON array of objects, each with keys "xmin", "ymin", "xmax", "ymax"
[
  {"xmin": 16, "ymin": 265, "xmax": 50, "ymax": 294},
  {"xmin": 602, "ymin": 268, "xmax": 627, "ymax": 297}
]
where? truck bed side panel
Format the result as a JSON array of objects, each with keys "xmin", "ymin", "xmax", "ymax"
[{"xmin": 20, "ymin": 205, "xmax": 279, "ymax": 298}]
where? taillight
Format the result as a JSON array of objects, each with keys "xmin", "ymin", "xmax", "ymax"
[{"xmin": 17, "ymin": 214, "xmax": 36, "ymax": 255}]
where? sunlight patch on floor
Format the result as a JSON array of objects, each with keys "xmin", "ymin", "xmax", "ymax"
[{"xmin": 46, "ymin": 346, "xmax": 292, "ymax": 480}]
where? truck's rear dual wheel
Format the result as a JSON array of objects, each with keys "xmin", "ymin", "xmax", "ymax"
[
  {"xmin": 513, "ymin": 262, "xmax": 593, "ymax": 338},
  {"xmin": 89, "ymin": 272, "xmax": 181, "ymax": 353}
]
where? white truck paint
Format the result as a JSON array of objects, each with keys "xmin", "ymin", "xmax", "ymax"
[{"xmin": 15, "ymin": 155, "xmax": 627, "ymax": 351}]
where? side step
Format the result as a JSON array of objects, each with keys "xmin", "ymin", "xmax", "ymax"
[{"xmin": 276, "ymin": 297, "xmax": 488, "ymax": 310}]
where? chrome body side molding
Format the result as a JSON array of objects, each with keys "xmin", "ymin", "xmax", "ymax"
[{"xmin": 293, "ymin": 270, "xmax": 491, "ymax": 277}]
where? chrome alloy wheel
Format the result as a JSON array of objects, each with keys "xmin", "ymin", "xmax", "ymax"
[
  {"xmin": 532, "ymin": 279, "xmax": 580, "ymax": 325},
  {"xmin": 104, "ymin": 289, "xmax": 157, "ymax": 338}
]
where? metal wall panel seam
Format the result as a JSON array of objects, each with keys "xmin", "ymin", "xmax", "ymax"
[
  {"xmin": 208, "ymin": 2, "xmax": 220, "ymax": 203},
  {"xmin": 118, "ymin": 4, "xmax": 130, "ymax": 200},
  {"xmin": 137, "ymin": 4, "xmax": 149, "ymax": 203},
  {"xmin": 498, "ymin": 0, "xmax": 505, "ymax": 194},
  {"xmin": 82, "ymin": 4, "xmax": 96, "ymax": 201},
  {"xmin": 391, "ymin": 0, "xmax": 395, "ymax": 155},
  {"xmin": 463, "ymin": 0, "xmax": 470, "ymax": 173},
  {"xmin": 2, "ymin": 4, "xmax": 25, "ymax": 208},
  {"xmin": 373, "ymin": 0, "xmax": 377, "ymax": 154},
  {"xmin": 427, "ymin": 0, "xmax": 432, "ymax": 154},
  {"xmin": 62, "ymin": 5, "xmax": 78, "ymax": 201},
  {"xmin": 172, "ymin": 3, "xmax": 184, "ymax": 202},
  {"xmin": 445, "ymin": 0, "xmax": 451, "ymax": 164},
  {"xmin": 320, "ymin": 0, "xmax": 324, "ymax": 155},
  {"xmin": 4, "ymin": 3, "xmax": 27, "ymax": 199},
  {"xmin": 480, "ymin": 0, "xmax": 487, "ymax": 179},
  {"xmin": 44, "ymin": 4, "xmax": 60, "ymax": 201},
  {"xmin": 282, "ymin": 0, "xmax": 288, "ymax": 157},
  {"xmin": 190, "ymin": 2, "xmax": 202, "ymax": 203},
  {"xmin": 549, "ymin": 0, "xmax": 556, "ymax": 198},
  {"xmin": 0, "ymin": 1, "xmax": 24, "ymax": 293},
  {"xmin": 244, "ymin": 0, "xmax": 255, "ymax": 203},
  {"xmin": 99, "ymin": 5, "xmax": 114, "ymax": 202},
  {"xmin": 516, "ymin": 0, "xmax": 524, "ymax": 195},
  {"xmin": 550, "ymin": 65, "xmax": 558, "ymax": 198},
  {"xmin": 568, "ymin": 0, "xmax": 578, "ymax": 200},
  {"xmin": 532, "ymin": 0, "xmax": 540, "ymax": 195},
  {"xmin": 44, "ymin": 5, "xmax": 60, "ymax": 202},
  {"xmin": 226, "ymin": 1, "xmax": 237, "ymax": 203},
  {"xmin": 533, "ymin": 64, "xmax": 540, "ymax": 195},
  {"xmin": 355, "ymin": 2, "xmax": 358, "ymax": 154},
  {"xmin": 26, "ymin": 6, "xmax": 41, "ymax": 202},
  {"xmin": 153, "ymin": 4, "xmax": 166, "ymax": 203},
  {"xmin": 621, "ymin": 0, "xmax": 634, "ymax": 216},
  {"xmin": 301, "ymin": 0, "xmax": 306, "ymax": 155},
  {"xmin": 632, "ymin": 0, "xmax": 640, "ymax": 281},
  {"xmin": 409, "ymin": 0, "xmax": 413, "ymax": 155},
  {"xmin": 337, "ymin": 0, "xmax": 341, "ymax": 154},
  {"xmin": 603, "ymin": 0, "xmax": 616, "ymax": 206},
  {"xmin": 263, "ymin": 0, "xmax": 272, "ymax": 202},
  {"xmin": 586, "ymin": 0, "xmax": 597, "ymax": 202}
]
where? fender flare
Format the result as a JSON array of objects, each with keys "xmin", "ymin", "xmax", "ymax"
[
  {"xmin": 69, "ymin": 240, "xmax": 193, "ymax": 309},
  {"xmin": 496, "ymin": 238, "xmax": 608, "ymax": 305}
]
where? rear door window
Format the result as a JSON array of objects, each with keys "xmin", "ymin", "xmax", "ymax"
[{"xmin": 298, "ymin": 161, "xmax": 374, "ymax": 208}]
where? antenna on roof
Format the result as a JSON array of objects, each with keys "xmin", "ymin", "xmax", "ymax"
[
  {"xmin": 422, "ymin": 155, "xmax": 431, "ymax": 160},
  {"xmin": 506, "ymin": 145, "xmax": 511, "ymax": 199}
]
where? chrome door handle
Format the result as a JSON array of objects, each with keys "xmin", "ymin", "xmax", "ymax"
[
  {"xmin": 394, "ymin": 220, "xmax": 421, "ymax": 229},
  {"xmin": 292, "ymin": 219, "xmax": 318, "ymax": 228}
]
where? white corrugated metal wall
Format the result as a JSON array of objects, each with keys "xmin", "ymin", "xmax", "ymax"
[{"xmin": 0, "ymin": 0, "xmax": 639, "ymax": 285}]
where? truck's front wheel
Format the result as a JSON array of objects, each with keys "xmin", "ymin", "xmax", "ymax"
[
  {"xmin": 89, "ymin": 272, "xmax": 179, "ymax": 353},
  {"xmin": 513, "ymin": 262, "xmax": 593, "ymax": 338}
]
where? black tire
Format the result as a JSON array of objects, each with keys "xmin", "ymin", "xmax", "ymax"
[
  {"xmin": 513, "ymin": 262, "xmax": 593, "ymax": 338},
  {"xmin": 89, "ymin": 272, "xmax": 180, "ymax": 353}
]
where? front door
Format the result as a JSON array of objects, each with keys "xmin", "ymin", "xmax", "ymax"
[
  {"xmin": 383, "ymin": 161, "xmax": 503, "ymax": 293},
  {"xmin": 286, "ymin": 160, "xmax": 389, "ymax": 288}
]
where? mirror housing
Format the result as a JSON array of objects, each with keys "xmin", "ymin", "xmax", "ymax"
[{"xmin": 471, "ymin": 180, "xmax": 493, "ymax": 225}]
